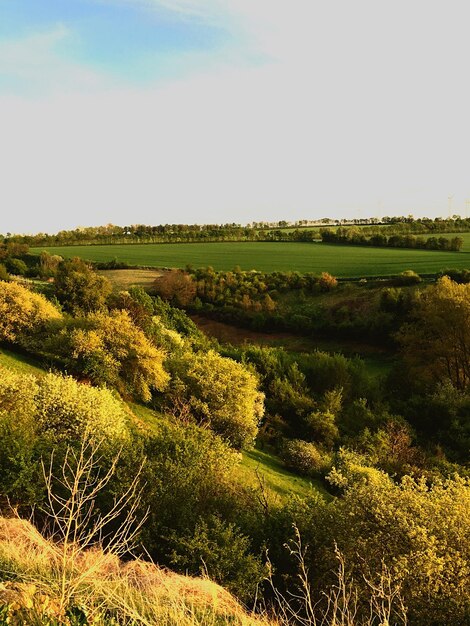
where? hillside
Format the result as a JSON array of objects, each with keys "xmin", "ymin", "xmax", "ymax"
[{"xmin": 0, "ymin": 516, "xmax": 270, "ymax": 626}]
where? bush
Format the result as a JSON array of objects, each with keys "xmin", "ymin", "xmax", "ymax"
[
  {"xmin": 280, "ymin": 439, "xmax": 330, "ymax": 476},
  {"xmin": 0, "ymin": 280, "xmax": 62, "ymax": 343},
  {"xmin": 139, "ymin": 420, "xmax": 241, "ymax": 554},
  {"xmin": 54, "ymin": 257, "xmax": 111, "ymax": 314},
  {"xmin": 4, "ymin": 258, "xmax": 28, "ymax": 276},
  {"xmin": 316, "ymin": 472, "xmax": 470, "ymax": 626},
  {"xmin": 170, "ymin": 515, "xmax": 267, "ymax": 603},
  {"xmin": 153, "ymin": 271, "xmax": 196, "ymax": 306},
  {"xmin": 393, "ymin": 269, "xmax": 421, "ymax": 286},
  {"xmin": 42, "ymin": 310, "xmax": 169, "ymax": 402},
  {"xmin": 34, "ymin": 372, "xmax": 130, "ymax": 444},
  {"xmin": 0, "ymin": 367, "xmax": 130, "ymax": 446},
  {"xmin": 163, "ymin": 350, "xmax": 264, "ymax": 448},
  {"xmin": 318, "ymin": 272, "xmax": 338, "ymax": 291}
]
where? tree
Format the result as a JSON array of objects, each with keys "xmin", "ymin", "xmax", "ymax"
[
  {"xmin": 50, "ymin": 310, "xmax": 169, "ymax": 402},
  {"xmin": 397, "ymin": 277, "xmax": 470, "ymax": 391},
  {"xmin": 153, "ymin": 271, "xmax": 196, "ymax": 307},
  {"xmin": 164, "ymin": 350, "xmax": 264, "ymax": 448},
  {"xmin": 54, "ymin": 257, "xmax": 111, "ymax": 314},
  {"xmin": 0, "ymin": 280, "xmax": 62, "ymax": 343}
]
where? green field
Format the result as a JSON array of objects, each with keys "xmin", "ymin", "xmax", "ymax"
[{"xmin": 32, "ymin": 237, "xmax": 470, "ymax": 277}]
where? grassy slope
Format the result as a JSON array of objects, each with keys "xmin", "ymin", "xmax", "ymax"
[
  {"xmin": 0, "ymin": 517, "xmax": 269, "ymax": 626},
  {"xmin": 32, "ymin": 237, "xmax": 470, "ymax": 276},
  {"xmin": 130, "ymin": 402, "xmax": 324, "ymax": 502},
  {"xmin": 0, "ymin": 347, "xmax": 46, "ymax": 377},
  {"xmin": 237, "ymin": 448, "xmax": 329, "ymax": 500},
  {"xmin": 1, "ymin": 351, "xmax": 323, "ymax": 504}
]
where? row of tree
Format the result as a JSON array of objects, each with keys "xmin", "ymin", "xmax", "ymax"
[
  {"xmin": 3, "ymin": 215, "xmax": 470, "ymax": 246},
  {"xmin": 152, "ymin": 267, "xmax": 338, "ymax": 313},
  {"xmin": 321, "ymin": 228, "xmax": 464, "ymax": 250}
]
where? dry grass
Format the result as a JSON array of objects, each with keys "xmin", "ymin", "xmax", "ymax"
[
  {"xmin": 0, "ymin": 516, "xmax": 272, "ymax": 626},
  {"xmin": 97, "ymin": 269, "xmax": 163, "ymax": 292}
]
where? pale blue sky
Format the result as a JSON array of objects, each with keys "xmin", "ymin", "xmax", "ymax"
[{"xmin": 1, "ymin": 1, "xmax": 469, "ymax": 234}]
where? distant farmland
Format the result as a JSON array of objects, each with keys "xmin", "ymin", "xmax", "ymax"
[{"xmin": 31, "ymin": 239, "xmax": 470, "ymax": 277}]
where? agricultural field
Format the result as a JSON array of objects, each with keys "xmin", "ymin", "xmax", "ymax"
[{"xmin": 32, "ymin": 235, "xmax": 470, "ymax": 277}]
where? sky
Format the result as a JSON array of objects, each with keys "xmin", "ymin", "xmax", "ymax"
[{"xmin": 0, "ymin": 0, "xmax": 469, "ymax": 234}]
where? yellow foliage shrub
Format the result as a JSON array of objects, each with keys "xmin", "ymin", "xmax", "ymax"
[
  {"xmin": 0, "ymin": 367, "xmax": 130, "ymax": 445},
  {"xmin": 0, "ymin": 281, "xmax": 61, "ymax": 343}
]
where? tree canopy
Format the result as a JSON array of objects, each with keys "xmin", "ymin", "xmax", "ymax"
[{"xmin": 397, "ymin": 277, "xmax": 470, "ymax": 391}]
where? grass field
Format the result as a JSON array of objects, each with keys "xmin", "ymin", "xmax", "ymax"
[
  {"xmin": 237, "ymin": 447, "xmax": 329, "ymax": 501},
  {"xmin": 32, "ymin": 237, "xmax": 470, "ymax": 277}
]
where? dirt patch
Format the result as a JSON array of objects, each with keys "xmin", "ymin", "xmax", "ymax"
[
  {"xmin": 190, "ymin": 315, "xmax": 320, "ymax": 350},
  {"xmin": 190, "ymin": 315, "xmax": 390, "ymax": 359}
]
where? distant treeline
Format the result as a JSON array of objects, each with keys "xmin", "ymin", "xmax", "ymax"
[
  {"xmin": 321, "ymin": 227, "xmax": 464, "ymax": 251},
  {"xmin": 2, "ymin": 216, "xmax": 470, "ymax": 247}
]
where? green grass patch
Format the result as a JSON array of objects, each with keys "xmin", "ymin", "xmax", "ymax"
[
  {"xmin": 128, "ymin": 403, "xmax": 329, "ymax": 501},
  {"xmin": 237, "ymin": 447, "xmax": 329, "ymax": 501},
  {"xmin": 0, "ymin": 347, "xmax": 47, "ymax": 377},
  {"xmin": 32, "ymin": 240, "xmax": 470, "ymax": 277}
]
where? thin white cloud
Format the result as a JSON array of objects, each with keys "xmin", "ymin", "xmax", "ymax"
[{"xmin": 0, "ymin": 25, "xmax": 109, "ymax": 95}]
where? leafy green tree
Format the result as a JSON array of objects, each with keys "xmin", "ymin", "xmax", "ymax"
[
  {"xmin": 397, "ymin": 277, "xmax": 470, "ymax": 390},
  {"xmin": 54, "ymin": 257, "xmax": 111, "ymax": 314},
  {"xmin": 164, "ymin": 350, "xmax": 264, "ymax": 448}
]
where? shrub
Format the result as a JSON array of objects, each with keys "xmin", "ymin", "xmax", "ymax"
[
  {"xmin": 393, "ymin": 269, "xmax": 421, "ymax": 285},
  {"xmin": 4, "ymin": 258, "xmax": 28, "ymax": 276},
  {"xmin": 280, "ymin": 439, "xmax": 330, "ymax": 476},
  {"xmin": 316, "ymin": 472, "xmax": 470, "ymax": 626},
  {"xmin": 0, "ymin": 367, "xmax": 130, "ymax": 446},
  {"xmin": 0, "ymin": 280, "xmax": 62, "ymax": 343},
  {"xmin": 34, "ymin": 372, "xmax": 130, "ymax": 444},
  {"xmin": 318, "ymin": 272, "xmax": 338, "ymax": 291},
  {"xmin": 153, "ymin": 271, "xmax": 196, "ymax": 306},
  {"xmin": 164, "ymin": 350, "xmax": 264, "ymax": 448},
  {"xmin": 170, "ymin": 515, "xmax": 267, "ymax": 603},
  {"xmin": 44, "ymin": 310, "xmax": 169, "ymax": 402},
  {"xmin": 139, "ymin": 420, "xmax": 240, "ymax": 553}
]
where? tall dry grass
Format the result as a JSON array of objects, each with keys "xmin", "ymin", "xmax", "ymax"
[{"xmin": 0, "ymin": 515, "xmax": 271, "ymax": 625}]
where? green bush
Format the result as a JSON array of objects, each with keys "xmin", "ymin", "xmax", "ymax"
[
  {"xmin": 0, "ymin": 367, "xmax": 130, "ymax": 446},
  {"xmin": 0, "ymin": 280, "xmax": 62, "ymax": 344},
  {"xmin": 163, "ymin": 350, "xmax": 264, "ymax": 448},
  {"xmin": 4, "ymin": 258, "xmax": 28, "ymax": 276},
  {"xmin": 170, "ymin": 515, "xmax": 267, "ymax": 604},
  {"xmin": 280, "ymin": 439, "xmax": 330, "ymax": 476}
]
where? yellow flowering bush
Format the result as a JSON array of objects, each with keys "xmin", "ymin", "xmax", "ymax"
[{"xmin": 0, "ymin": 281, "xmax": 61, "ymax": 343}]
